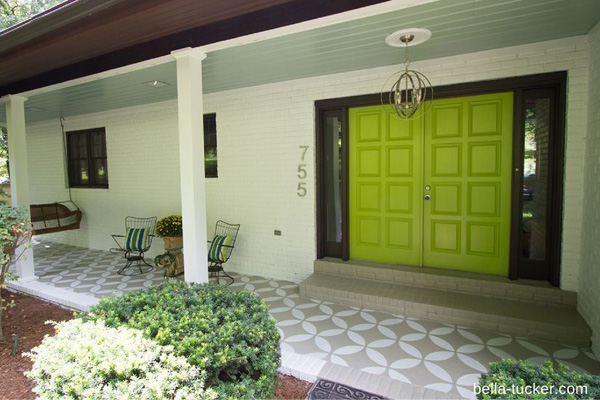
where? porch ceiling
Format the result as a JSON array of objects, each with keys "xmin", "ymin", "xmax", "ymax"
[{"xmin": 1, "ymin": 0, "xmax": 599, "ymax": 124}]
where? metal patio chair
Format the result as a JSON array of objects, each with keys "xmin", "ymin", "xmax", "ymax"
[
  {"xmin": 207, "ymin": 220, "xmax": 240, "ymax": 285},
  {"xmin": 110, "ymin": 216, "xmax": 157, "ymax": 275}
]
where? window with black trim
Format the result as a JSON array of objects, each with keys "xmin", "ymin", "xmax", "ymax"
[
  {"xmin": 66, "ymin": 128, "xmax": 109, "ymax": 188},
  {"xmin": 204, "ymin": 113, "xmax": 218, "ymax": 178}
]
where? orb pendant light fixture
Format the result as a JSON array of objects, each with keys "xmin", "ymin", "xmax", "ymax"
[{"xmin": 381, "ymin": 28, "xmax": 433, "ymax": 120}]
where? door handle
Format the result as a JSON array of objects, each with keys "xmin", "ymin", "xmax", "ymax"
[{"xmin": 424, "ymin": 194, "xmax": 431, "ymax": 201}]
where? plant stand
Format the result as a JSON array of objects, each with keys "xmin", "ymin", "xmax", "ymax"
[
  {"xmin": 154, "ymin": 248, "xmax": 184, "ymax": 278},
  {"xmin": 154, "ymin": 236, "xmax": 184, "ymax": 278}
]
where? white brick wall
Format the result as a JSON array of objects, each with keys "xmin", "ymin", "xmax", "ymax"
[
  {"xmin": 27, "ymin": 36, "xmax": 589, "ymax": 287},
  {"xmin": 580, "ymin": 22, "xmax": 600, "ymax": 355},
  {"xmin": 27, "ymin": 101, "xmax": 181, "ymax": 259}
]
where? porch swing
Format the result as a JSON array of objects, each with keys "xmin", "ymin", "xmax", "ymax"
[{"xmin": 30, "ymin": 118, "xmax": 83, "ymax": 236}]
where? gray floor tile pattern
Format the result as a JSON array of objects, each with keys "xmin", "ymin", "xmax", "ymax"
[
  {"xmin": 33, "ymin": 242, "xmax": 165, "ymax": 298},
  {"xmin": 30, "ymin": 242, "xmax": 600, "ymax": 399}
]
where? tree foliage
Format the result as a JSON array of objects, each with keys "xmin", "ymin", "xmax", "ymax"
[
  {"xmin": 0, "ymin": 0, "xmax": 65, "ymax": 31},
  {"xmin": 0, "ymin": 205, "xmax": 32, "ymax": 341},
  {"xmin": 0, "ymin": 127, "xmax": 8, "ymax": 178}
]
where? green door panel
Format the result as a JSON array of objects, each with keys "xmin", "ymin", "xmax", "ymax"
[
  {"xmin": 423, "ymin": 92, "xmax": 513, "ymax": 275},
  {"xmin": 349, "ymin": 106, "xmax": 423, "ymax": 265},
  {"xmin": 348, "ymin": 92, "xmax": 513, "ymax": 276}
]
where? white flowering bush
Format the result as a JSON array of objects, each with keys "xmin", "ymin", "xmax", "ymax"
[{"xmin": 24, "ymin": 319, "xmax": 217, "ymax": 400}]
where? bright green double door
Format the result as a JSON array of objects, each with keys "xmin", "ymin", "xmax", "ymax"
[{"xmin": 349, "ymin": 93, "xmax": 513, "ymax": 275}]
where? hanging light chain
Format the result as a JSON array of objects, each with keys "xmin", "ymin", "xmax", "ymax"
[{"xmin": 404, "ymin": 36, "xmax": 411, "ymax": 69}]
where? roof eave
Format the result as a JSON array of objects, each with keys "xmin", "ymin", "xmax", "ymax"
[{"xmin": 0, "ymin": 0, "xmax": 135, "ymax": 55}]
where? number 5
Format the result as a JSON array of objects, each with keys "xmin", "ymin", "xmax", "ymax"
[
  {"xmin": 297, "ymin": 182, "xmax": 307, "ymax": 197},
  {"xmin": 297, "ymin": 164, "xmax": 307, "ymax": 179}
]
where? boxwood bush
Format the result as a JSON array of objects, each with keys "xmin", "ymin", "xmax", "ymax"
[
  {"xmin": 80, "ymin": 280, "xmax": 280, "ymax": 399},
  {"xmin": 25, "ymin": 319, "xmax": 216, "ymax": 400},
  {"xmin": 477, "ymin": 359, "xmax": 600, "ymax": 399}
]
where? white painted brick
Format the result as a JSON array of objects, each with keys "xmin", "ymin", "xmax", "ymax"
[
  {"xmin": 546, "ymin": 46, "xmax": 578, "ymax": 54},
  {"xmin": 543, "ymin": 60, "xmax": 576, "ymax": 71},
  {"xmin": 501, "ymin": 59, "xmax": 529, "ymax": 69},
  {"xmin": 579, "ymin": 22, "xmax": 600, "ymax": 356},
  {"xmin": 26, "ymin": 102, "xmax": 181, "ymax": 260}
]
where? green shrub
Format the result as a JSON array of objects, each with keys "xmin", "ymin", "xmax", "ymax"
[
  {"xmin": 477, "ymin": 359, "xmax": 600, "ymax": 399},
  {"xmin": 25, "ymin": 319, "xmax": 216, "ymax": 400},
  {"xmin": 81, "ymin": 280, "xmax": 281, "ymax": 399}
]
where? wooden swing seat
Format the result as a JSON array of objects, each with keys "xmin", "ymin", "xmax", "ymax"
[{"xmin": 30, "ymin": 202, "xmax": 82, "ymax": 235}]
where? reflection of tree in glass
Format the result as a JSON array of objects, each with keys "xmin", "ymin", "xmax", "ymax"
[
  {"xmin": 524, "ymin": 108, "xmax": 537, "ymax": 176},
  {"xmin": 0, "ymin": 127, "xmax": 8, "ymax": 178},
  {"xmin": 0, "ymin": 128, "xmax": 9, "ymax": 203},
  {"xmin": 522, "ymin": 108, "xmax": 537, "ymax": 235},
  {"xmin": 204, "ymin": 147, "xmax": 218, "ymax": 177}
]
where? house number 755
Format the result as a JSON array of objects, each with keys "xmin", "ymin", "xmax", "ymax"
[{"xmin": 297, "ymin": 145, "xmax": 309, "ymax": 197}]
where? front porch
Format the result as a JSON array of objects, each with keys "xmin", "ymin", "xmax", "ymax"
[
  {"xmin": 8, "ymin": 241, "xmax": 600, "ymax": 399},
  {"xmin": 1, "ymin": 1, "xmax": 600, "ymax": 397}
]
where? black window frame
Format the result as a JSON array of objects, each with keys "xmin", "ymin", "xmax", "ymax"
[
  {"xmin": 66, "ymin": 127, "xmax": 109, "ymax": 189},
  {"xmin": 204, "ymin": 113, "xmax": 218, "ymax": 178}
]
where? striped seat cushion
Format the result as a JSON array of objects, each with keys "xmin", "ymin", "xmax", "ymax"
[
  {"xmin": 125, "ymin": 227, "xmax": 150, "ymax": 251},
  {"xmin": 208, "ymin": 235, "xmax": 234, "ymax": 262}
]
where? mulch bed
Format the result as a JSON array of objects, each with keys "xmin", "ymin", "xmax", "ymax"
[
  {"xmin": 0, "ymin": 289, "xmax": 74, "ymax": 400},
  {"xmin": 276, "ymin": 374, "xmax": 314, "ymax": 399},
  {"xmin": 0, "ymin": 290, "xmax": 313, "ymax": 400}
]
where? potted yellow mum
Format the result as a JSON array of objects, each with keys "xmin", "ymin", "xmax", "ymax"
[{"xmin": 156, "ymin": 215, "xmax": 183, "ymax": 250}]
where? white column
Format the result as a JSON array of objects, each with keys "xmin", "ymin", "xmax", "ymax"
[
  {"xmin": 172, "ymin": 48, "xmax": 209, "ymax": 283},
  {"xmin": 2, "ymin": 95, "xmax": 36, "ymax": 283}
]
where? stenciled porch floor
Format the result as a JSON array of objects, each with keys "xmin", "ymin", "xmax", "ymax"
[
  {"xmin": 19, "ymin": 242, "xmax": 600, "ymax": 398},
  {"xmin": 33, "ymin": 241, "xmax": 165, "ymax": 298}
]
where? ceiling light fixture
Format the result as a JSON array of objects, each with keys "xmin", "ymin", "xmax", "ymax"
[
  {"xmin": 144, "ymin": 80, "xmax": 170, "ymax": 88},
  {"xmin": 381, "ymin": 28, "xmax": 433, "ymax": 120}
]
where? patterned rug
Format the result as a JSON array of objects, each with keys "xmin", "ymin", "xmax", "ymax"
[{"xmin": 309, "ymin": 379, "xmax": 386, "ymax": 399}]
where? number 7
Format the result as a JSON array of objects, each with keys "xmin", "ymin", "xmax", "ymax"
[{"xmin": 299, "ymin": 145, "xmax": 309, "ymax": 161}]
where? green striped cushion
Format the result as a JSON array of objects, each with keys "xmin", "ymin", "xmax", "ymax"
[
  {"xmin": 125, "ymin": 227, "xmax": 149, "ymax": 251},
  {"xmin": 208, "ymin": 235, "xmax": 233, "ymax": 262}
]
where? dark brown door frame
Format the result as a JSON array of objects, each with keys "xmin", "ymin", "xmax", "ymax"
[
  {"xmin": 315, "ymin": 71, "xmax": 566, "ymax": 285},
  {"xmin": 316, "ymin": 95, "xmax": 380, "ymax": 260},
  {"xmin": 510, "ymin": 85, "xmax": 566, "ymax": 286}
]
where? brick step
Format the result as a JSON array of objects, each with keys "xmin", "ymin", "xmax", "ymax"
[
  {"xmin": 299, "ymin": 272, "xmax": 591, "ymax": 347},
  {"xmin": 315, "ymin": 259, "xmax": 577, "ymax": 307}
]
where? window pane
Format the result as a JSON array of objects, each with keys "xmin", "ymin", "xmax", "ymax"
[
  {"xmin": 69, "ymin": 133, "xmax": 88, "ymax": 158},
  {"xmin": 67, "ymin": 128, "xmax": 108, "ymax": 188},
  {"xmin": 93, "ymin": 159, "xmax": 108, "ymax": 186},
  {"xmin": 204, "ymin": 113, "xmax": 216, "ymax": 134},
  {"xmin": 204, "ymin": 114, "xmax": 217, "ymax": 177},
  {"xmin": 89, "ymin": 131, "xmax": 106, "ymax": 158},
  {"xmin": 71, "ymin": 160, "xmax": 89, "ymax": 185},
  {"xmin": 204, "ymin": 144, "xmax": 217, "ymax": 177},
  {"xmin": 324, "ymin": 115, "xmax": 342, "ymax": 243},
  {"xmin": 521, "ymin": 98, "xmax": 550, "ymax": 261}
]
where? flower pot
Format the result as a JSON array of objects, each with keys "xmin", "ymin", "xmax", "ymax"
[{"xmin": 162, "ymin": 236, "xmax": 183, "ymax": 250}]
